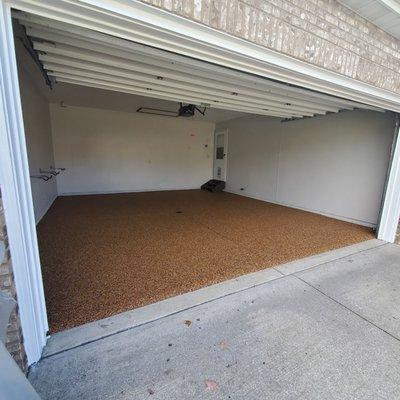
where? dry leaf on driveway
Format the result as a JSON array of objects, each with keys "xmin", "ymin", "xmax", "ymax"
[
  {"xmin": 204, "ymin": 379, "xmax": 218, "ymax": 391},
  {"xmin": 219, "ymin": 340, "xmax": 228, "ymax": 349}
]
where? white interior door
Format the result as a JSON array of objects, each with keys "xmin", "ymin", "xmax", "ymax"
[{"xmin": 213, "ymin": 130, "xmax": 228, "ymax": 181}]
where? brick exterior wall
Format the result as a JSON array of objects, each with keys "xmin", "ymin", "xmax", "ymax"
[
  {"xmin": 0, "ymin": 189, "xmax": 27, "ymax": 373},
  {"xmin": 140, "ymin": 0, "xmax": 400, "ymax": 94}
]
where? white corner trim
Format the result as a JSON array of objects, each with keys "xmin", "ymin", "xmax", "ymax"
[
  {"xmin": 378, "ymin": 114, "xmax": 400, "ymax": 242},
  {"xmin": 0, "ymin": 3, "xmax": 48, "ymax": 364},
  {"xmin": 35, "ymin": 194, "xmax": 57, "ymax": 225},
  {"xmin": 9, "ymin": 0, "xmax": 400, "ymax": 112},
  {"xmin": 378, "ymin": 0, "xmax": 400, "ymax": 16}
]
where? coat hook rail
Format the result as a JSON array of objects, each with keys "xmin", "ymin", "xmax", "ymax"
[{"xmin": 31, "ymin": 166, "xmax": 66, "ymax": 181}]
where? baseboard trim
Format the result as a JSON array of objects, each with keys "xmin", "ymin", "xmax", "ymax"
[
  {"xmin": 58, "ymin": 186, "xmax": 208, "ymax": 196},
  {"xmin": 224, "ymin": 189, "xmax": 376, "ymax": 228}
]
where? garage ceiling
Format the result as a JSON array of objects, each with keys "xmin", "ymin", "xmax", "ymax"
[
  {"xmin": 14, "ymin": 11, "xmax": 384, "ymax": 119},
  {"xmin": 46, "ymin": 83, "xmax": 247, "ymax": 123}
]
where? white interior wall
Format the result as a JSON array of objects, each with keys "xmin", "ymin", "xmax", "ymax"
[
  {"xmin": 217, "ymin": 110, "xmax": 395, "ymax": 226},
  {"xmin": 50, "ymin": 104, "xmax": 215, "ymax": 195},
  {"xmin": 16, "ymin": 42, "xmax": 57, "ymax": 223},
  {"xmin": 15, "ymin": 26, "xmax": 394, "ymax": 227}
]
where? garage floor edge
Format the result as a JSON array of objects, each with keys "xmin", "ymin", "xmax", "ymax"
[{"xmin": 41, "ymin": 238, "xmax": 385, "ymax": 358}]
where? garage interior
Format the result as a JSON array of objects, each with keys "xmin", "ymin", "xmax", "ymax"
[{"xmin": 12, "ymin": 11, "xmax": 396, "ymax": 333}]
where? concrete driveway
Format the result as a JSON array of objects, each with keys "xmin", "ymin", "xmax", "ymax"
[{"xmin": 28, "ymin": 240, "xmax": 400, "ymax": 399}]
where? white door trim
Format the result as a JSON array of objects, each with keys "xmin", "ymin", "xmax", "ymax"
[
  {"xmin": 377, "ymin": 0, "xmax": 400, "ymax": 16},
  {"xmin": 0, "ymin": 1, "xmax": 48, "ymax": 365},
  {"xmin": 213, "ymin": 130, "xmax": 228, "ymax": 181}
]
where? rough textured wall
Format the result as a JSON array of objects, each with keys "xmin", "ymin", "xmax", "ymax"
[
  {"xmin": 0, "ymin": 189, "xmax": 27, "ymax": 372},
  {"xmin": 140, "ymin": 0, "xmax": 400, "ymax": 94}
]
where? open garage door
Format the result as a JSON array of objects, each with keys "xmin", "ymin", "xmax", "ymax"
[
  {"xmin": 8, "ymin": 0, "xmax": 400, "ymax": 112},
  {"xmin": 2, "ymin": 1, "xmax": 400, "ymax": 367},
  {"xmin": 14, "ymin": 11, "xmax": 384, "ymax": 120}
]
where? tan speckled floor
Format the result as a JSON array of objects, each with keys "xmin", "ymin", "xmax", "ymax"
[{"xmin": 37, "ymin": 190, "xmax": 374, "ymax": 332}]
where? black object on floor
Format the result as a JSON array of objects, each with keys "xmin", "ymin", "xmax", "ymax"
[{"xmin": 201, "ymin": 180, "xmax": 226, "ymax": 192}]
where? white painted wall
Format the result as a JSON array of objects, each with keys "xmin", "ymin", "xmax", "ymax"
[
  {"xmin": 16, "ymin": 42, "xmax": 57, "ymax": 223},
  {"xmin": 50, "ymin": 105, "xmax": 215, "ymax": 194},
  {"xmin": 217, "ymin": 110, "xmax": 395, "ymax": 226}
]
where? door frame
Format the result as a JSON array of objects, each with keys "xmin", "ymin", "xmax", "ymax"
[
  {"xmin": 377, "ymin": 114, "xmax": 400, "ymax": 242},
  {"xmin": 213, "ymin": 129, "xmax": 228, "ymax": 181},
  {"xmin": 2, "ymin": 0, "xmax": 400, "ymax": 365},
  {"xmin": 0, "ymin": 2, "xmax": 48, "ymax": 365}
]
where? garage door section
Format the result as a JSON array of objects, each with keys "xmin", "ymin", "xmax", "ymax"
[{"xmin": 14, "ymin": 11, "xmax": 383, "ymax": 119}]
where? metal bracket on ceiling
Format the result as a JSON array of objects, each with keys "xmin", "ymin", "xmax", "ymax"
[
  {"xmin": 280, "ymin": 117, "xmax": 307, "ymax": 123},
  {"xmin": 281, "ymin": 110, "xmax": 341, "ymax": 123},
  {"xmin": 17, "ymin": 23, "xmax": 53, "ymax": 89},
  {"xmin": 136, "ymin": 107, "xmax": 179, "ymax": 117}
]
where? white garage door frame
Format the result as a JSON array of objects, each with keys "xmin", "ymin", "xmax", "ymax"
[
  {"xmin": 0, "ymin": 2, "xmax": 48, "ymax": 365},
  {"xmin": 1, "ymin": 0, "xmax": 400, "ymax": 365}
]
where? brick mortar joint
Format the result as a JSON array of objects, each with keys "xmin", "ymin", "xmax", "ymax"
[
  {"xmin": 147, "ymin": 0, "xmax": 400, "ymax": 61},
  {"xmin": 140, "ymin": 0, "xmax": 400, "ymax": 93},
  {"xmin": 239, "ymin": 0, "xmax": 400, "ymax": 66}
]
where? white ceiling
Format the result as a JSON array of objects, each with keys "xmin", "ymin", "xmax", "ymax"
[
  {"xmin": 13, "ymin": 21, "xmax": 244, "ymax": 124},
  {"xmin": 14, "ymin": 11, "xmax": 383, "ymax": 120},
  {"xmin": 47, "ymin": 83, "xmax": 246, "ymax": 123},
  {"xmin": 339, "ymin": 0, "xmax": 400, "ymax": 39}
]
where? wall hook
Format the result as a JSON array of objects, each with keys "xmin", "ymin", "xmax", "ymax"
[
  {"xmin": 40, "ymin": 168, "xmax": 59, "ymax": 176},
  {"xmin": 30, "ymin": 174, "xmax": 53, "ymax": 181},
  {"xmin": 51, "ymin": 165, "xmax": 66, "ymax": 172}
]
